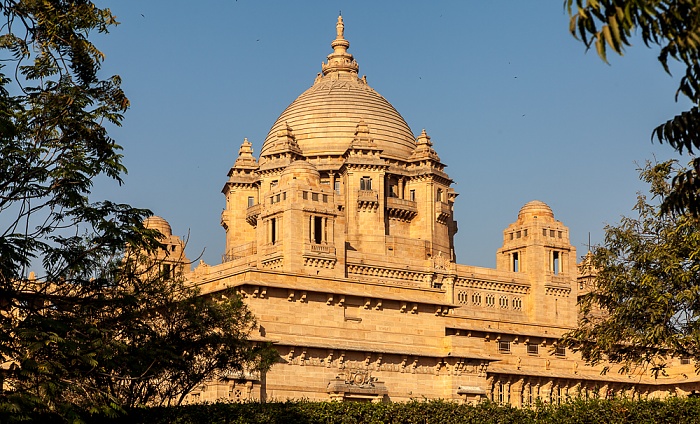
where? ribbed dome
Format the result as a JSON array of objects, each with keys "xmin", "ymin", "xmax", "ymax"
[
  {"xmin": 280, "ymin": 160, "xmax": 321, "ymax": 186},
  {"xmin": 143, "ymin": 216, "xmax": 172, "ymax": 237},
  {"xmin": 260, "ymin": 16, "xmax": 416, "ymax": 161},
  {"xmin": 518, "ymin": 200, "xmax": 554, "ymax": 220}
]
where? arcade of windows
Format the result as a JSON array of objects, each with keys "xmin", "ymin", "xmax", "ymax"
[
  {"xmin": 456, "ymin": 291, "xmax": 522, "ymax": 311},
  {"xmin": 301, "ymin": 191, "xmax": 328, "ymax": 203}
]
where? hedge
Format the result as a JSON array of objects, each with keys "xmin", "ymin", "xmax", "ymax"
[{"xmin": 14, "ymin": 397, "xmax": 700, "ymax": 424}]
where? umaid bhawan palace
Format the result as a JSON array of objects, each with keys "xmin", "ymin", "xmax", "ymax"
[{"xmin": 148, "ymin": 17, "xmax": 700, "ymax": 405}]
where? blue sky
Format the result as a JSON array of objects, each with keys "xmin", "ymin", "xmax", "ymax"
[{"xmin": 91, "ymin": 1, "xmax": 687, "ymax": 268}]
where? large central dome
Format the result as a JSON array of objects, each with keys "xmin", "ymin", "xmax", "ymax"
[{"xmin": 260, "ymin": 16, "xmax": 416, "ymax": 161}]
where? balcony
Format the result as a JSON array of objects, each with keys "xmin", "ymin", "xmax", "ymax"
[
  {"xmin": 386, "ymin": 197, "xmax": 418, "ymax": 221},
  {"xmin": 303, "ymin": 243, "xmax": 337, "ymax": 269},
  {"xmin": 304, "ymin": 243, "xmax": 336, "ymax": 256},
  {"xmin": 357, "ymin": 189, "xmax": 379, "ymax": 209},
  {"xmin": 245, "ymin": 203, "xmax": 261, "ymax": 226},
  {"xmin": 436, "ymin": 201, "xmax": 451, "ymax": 223}
]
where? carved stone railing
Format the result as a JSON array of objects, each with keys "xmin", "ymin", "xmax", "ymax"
[
  {"xmin": 246, "ymin": 203, "xmax": 261, "ymax": 226},
  {"xmin": 386, "ymin": 197, "xmax": 418, "ymax": 221},
  {"xmin": 435, "ymin": 201, "xmax": 451, "ymax": 223},
  {"xmin": 263, "ymin": 243, "xmax": 281, "ymax": 256},
  {"xmin": 222, "ymin": 241, "xmax": 257, "ymax": 263},
  {"xmin": 304, "ymin": 243, "xmax": 336, "ymax": 256},
  {"xmin": 357, "ymin": 190, "xmax": 379, "ymax": 209}
]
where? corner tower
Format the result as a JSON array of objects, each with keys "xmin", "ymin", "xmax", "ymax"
[{"xmin": 496, "ymin": 201, "xmax": 577, "ymax": 324}]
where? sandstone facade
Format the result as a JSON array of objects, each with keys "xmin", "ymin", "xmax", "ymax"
[{"xmin": 162, "ymin": 17, "xmax": 700, "ymax": 405}]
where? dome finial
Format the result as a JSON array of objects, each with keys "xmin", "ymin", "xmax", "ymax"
[
  {"xmin": 336, "ymin": 15, "xmax": 345, "ymax": 39},
  {"xmin": 321, "ymin": 15, "xmax": 359, "ymax": 77}
]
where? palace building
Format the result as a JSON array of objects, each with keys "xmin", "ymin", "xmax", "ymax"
[{"xmin": 153, "ymin": 16, "xmax": 700, "ymax": 404}]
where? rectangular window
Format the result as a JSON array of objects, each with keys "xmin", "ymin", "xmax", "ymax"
[
  {"xmin": 248, "ymin": 196, "xmax": 255, "ymax": 207},
  {"xmin": 527, "ymin": 344, "xmax": 539, "ymax": 355},
  {"xmin": 512, "ymin": 252, "xmax": 519, "ymax": 272},
  {"xmin": 312, "ymin": 193, "xmax": 318, "ymax": 201},
  {"xmin": 283, "ymin": 192, "xmax": 286, "ymax": 201},
  {"xmin": 410, "ymin": 189, "xmax": 416, "ymax": 201},
  {"xmin": 303, "ymin": 191, "xmax": 308, "ymax": 200},
  {"xmin": 498, "ymin": 382, "xmax": 505, "ymax": 404},
  {"xmin": 313, "ymin": 216, "xmax": 323, "ymax": 244},
  {"xmin": 509, "ymin": 233, "xmax": 514, "ymax": 240},
  {"xmin": 558, "ymin": 231, "xmax": 563, "ymax": 238},
  {"xmin": 334, "ymin": 180, "xmax": 340, "ymax": 194},
  {"xmin": 270, "ymin": 180, "xmax": 278, "ymax": 188},
  {"xmin": 271, "ymin": 218, "xmax": 277, "ymax": 245},
  {"xmin": 275, "ymin": 194, "xmax": 280, "ymax": 203},
  {"xmin": 552, "ymin": 251, "xmax": 560, "ymax": 274},
  {"xmin": 436, "ymin": 188, "xmax": 443, "ymax": 202},
  {"xmin": 516, "ymin": 230, "xmax": 521, "ymax": 239},
  {"xmin": 322, "ymin": 194, "xmax": 328, "ymax": 203},
  {"xmin": 498, "ymin": 341, "xmax": 511, "ymax": 353},
  {"xmin": 681, "ymin": 357, "xmax": 691, "ymax": 365},
  {"xmin": 555, "ymin": 346, "xmax": 566, "ymax": 357},
  {"xmin": 524, "ymin": 229, "xmax": 528, "ymax": 237},
  {"xmin": 525, "ymin": 385, "xmax": 533, "ymax": 406},
  {"xmin": 161, "ymin": 263, "xmax": 172, "ymax": 280},
  {"xmin": 543, "ymin": 229, "xmax": 547, "ymax": 236},
  {"xmin": 360, "ymin": 176, "xmax": 372, "ymax": 190},
  {"xmin": 550, "ymin": 229, "xmax": 555, "ymax": 237}
]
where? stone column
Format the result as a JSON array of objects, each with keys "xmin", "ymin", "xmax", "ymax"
[
  {"xmin": 541, "ymin": 381, "xmax": 553, "ymax": 404},
  {"xmin": 511, "ymin": 378, "xmax": 524, "ymax": 407}
]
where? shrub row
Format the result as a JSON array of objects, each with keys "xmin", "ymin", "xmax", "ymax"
[{"xmin": 23, "ymin": 397, "xmax": 700, "ymax": 424}]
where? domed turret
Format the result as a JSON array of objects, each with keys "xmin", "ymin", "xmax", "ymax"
[
  {"xmin": 280, "ymin": 160, "xmax": 321, "ymax": 186},
  {"xmin": 518, "ymin": 200, "xmax": 555, "ymax": 222},
  {"xmin": 144, "ymin": 216, "xmax": 172, "ymax": 237}
]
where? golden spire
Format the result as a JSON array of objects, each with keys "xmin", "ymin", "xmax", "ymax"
[{"xmin": 321, "ymin": 15, "xmax": 359, "ymax": 76}]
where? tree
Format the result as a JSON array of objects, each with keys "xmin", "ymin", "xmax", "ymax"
[
  {"xmin": 562, "ymin": 161, "xmax": 700, "ymax": 376},
  {"xmin": 566, "ymin": 0, "xmax": 700, "ymax": 215},
  {"xmin": 0, "ymin": 1, "xmax": 275, "ymax": 421}
]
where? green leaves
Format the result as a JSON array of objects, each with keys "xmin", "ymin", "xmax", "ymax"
[
  {"xmin": 567, "ymin": 0, "xmax": 700, "ymax": 215},
  {"xmin": 562, "ymin": 161, "xmax": 700, "ymax": 374}
]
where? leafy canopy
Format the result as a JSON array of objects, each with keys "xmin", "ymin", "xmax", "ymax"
[
  {"xmin": 566, "ymin": 0, "xmax": 700, "ymax": 215},
  {"xmin": 562, "ymin": 161, "xmax": 700, "ymax": 376},
  {"xmin": 0, "ymin": 1, "xmax": 275, "ymax": 421}
]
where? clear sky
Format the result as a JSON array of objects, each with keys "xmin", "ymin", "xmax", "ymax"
[{"xmin": 91, "ymin": 1, "xmax": 688, "ymax": 269}]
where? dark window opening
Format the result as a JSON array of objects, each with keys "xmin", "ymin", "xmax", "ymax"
[
  {"xmin": 271, "ymin": 218, "xmax": 277, "ymax": 245},
  {"xmin": 360, "ymin": 176, "xmax": 372, "ymax": 190},
  {"xmin": 512, "ymin": 252, "xmax": 519, "ymax": 272},
  {"xmin": 313, "ymin": 217, "xmax": 323, "ymax": 244},
  {"xmin": 248, "ymin": 196, "xmax": 254, "ymax": 207}
]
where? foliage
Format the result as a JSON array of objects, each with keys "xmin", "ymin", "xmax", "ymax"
[
  {"xmin": 562, "ymin": 160, "xmax": 700, "ymax": 374},
  {"xmin": 19, "ymin": 398, "xmax": 700, "ymax": 424},
  {"xmin": 566, "ymin": 0, "xmax": 700, "ymax": 215},
  {"xmin": 0, "ymin": 1, "xmax": 275, "ymax": 421}
]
